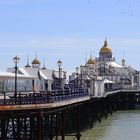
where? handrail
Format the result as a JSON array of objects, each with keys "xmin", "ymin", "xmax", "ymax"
[
  {"xmin": 105, "ymin": 86, "xmax": 140, "ymax": 93},
  {"xmin": 0, "ymin": 88, "xmax": 88, "ymax": 105}
]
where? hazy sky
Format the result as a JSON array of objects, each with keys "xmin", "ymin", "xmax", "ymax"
[{"xmin": 0, "ymin": 0, "xmax": 140, "ymax": 73}]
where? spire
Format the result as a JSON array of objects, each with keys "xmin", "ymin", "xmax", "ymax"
[
  {"xmin": 100, "ymin": 38, "xmax": 112, "ymax": 54},
  {"xmin": 122, "ymin": 51, "xmax": 126, "ymax": 66},
  {"xmin": 25, "ymin": 53, "xmax": 31, "ymax": 67},
  {"xmin": 35, "ymin": 52, "xmax": 37, "ymax": 59},
  {"xmin": 90, "ymin": 51, "xmax": 93, "ymax": 59},
  {"xmin": 32, "ymin": 53, "xmax": 41, "ymax": 68},
  {"xmin": 123, "ymin": 51, "xmax": 124, "ymax": 59},
  {"xmin": 85, "ymin": 52, "xmax": 87, "ymax": 64},
  {"xmin": 42, "ymin": 57, "xmax": 46, "ymax": 69},
  {"xmin": 104, "ymin": 38, "xmax": 108, "ymax": 47},
  {"xmin": 86, "ymin": 51, "xmax": 95, "ymax": 65},
  {"xmin": 93, "ymin": 51, "xmax": 95, "ymax": 58}
]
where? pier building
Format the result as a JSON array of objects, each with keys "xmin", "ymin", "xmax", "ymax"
[
  {"xmin": 69, "ymin": 39, "xmax": 140, "ymax": 96},
  {"xmin": 0, "ymin": 71, "xmax": 33, "ymax": 94},
  {"xmin": 3, "ymin": 56, "xmax": 67, "ymax": 93}
]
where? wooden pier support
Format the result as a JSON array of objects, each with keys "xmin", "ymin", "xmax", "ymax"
[
  {"xmin": 49, "ymin": 114, "xmax": 53, "ymax": 140},
  {"xmin": 55, "ymin": 113, "xmax": 58, "ymax": 140},
  {"xmin": 16, "ymin": 115, "xmax": 21, "ymax": 140},
  {"xmin": 75, "ymin": 106, "xmax": 81, "ymax": 140},
  {"xmin": 30, "ymin": 116, "xmax": 34, "ymax": 140},
  {"xmin": 61, "ymin": 111, "xmax": 65, "ymax": 140},
  {"xmin": 1, "ymin": 118, "xmax": 6, "ymax": 140},
  {"xmin": 37, "ymin": 112, "xmax": 44, "ymax": 140}
]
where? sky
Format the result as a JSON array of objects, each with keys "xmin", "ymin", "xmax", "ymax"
[{"xmin": 0, "ymin": 0, "xmax": 140, "ymax": 74}]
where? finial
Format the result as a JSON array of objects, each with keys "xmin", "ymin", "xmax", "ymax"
[
  {"xmin": 122, "ymin": 51, "xmax": 125, "ymax": 62},
  {"xmin": 42, "ymin": 57, "xmax": 46, "ymax": 69},
  {"xmin": 90, "ymin": 51, "xmax": 92, "ymax": 59},
  {"xmin": 25, "ymin": 53, "xmax": 31, "ymax": 67},
  {"xmin": 35, "ymin": 52, "xmax": 37, "ymax": 59},
  {"xmin": 27, "ymin": 53, "xmax": 29, "ymax": 65},
  {"xmin": 123, "ymin": 51, "xmax": 124, "ymax": 59},
  {"xmin": 104, "ymin": 37, "xmax": 108, "ymax": 46},
  {"xmin": 85, "ymin": 52, "xmax": 87, "ymax": 63},
  {"xmin": 92, "ymin": 51, "xmax": 95, "ymax": 60},
  {"xmin": 122, "ymin": 51, "xmax": 126, "ymax": 66}
]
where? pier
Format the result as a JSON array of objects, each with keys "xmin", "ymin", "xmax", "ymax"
[
  {"xmin": 1, "ymin": 0, "xmax": 140, "ymax": 139},
  {"xmin": 0, "ymin": 39, "xmax": 139, "ymax": 139},
  {"xmin": 0, "ymin": 87, "xmax": 140, "ymax": 140}
]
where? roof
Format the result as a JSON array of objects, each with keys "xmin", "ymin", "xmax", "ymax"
[
  {"xmin": 18, "ymin": 67, "xmax": 30, "ymax": 76},
  {"xmin": 40, "ymin": 69, "xmax": 53, "ymax": 80},
  {"xmin": 23, "ymin": 67, "xmax": 39, "ymax": 77},
  {"xmin": 87, "ymin": 57, "xmax": 95, "ymax": 65},
  {"xmin": 100, "ymin": 39, "xmax": 112, "ymax": 53},
  {"xmin": 24, "ymin": 67, "xmax": 53, "ymax": 80},
  {"xmin": 0, "ymin": 71, "xmax": 34, "ymax": 80},
  {"xmin": 32, "ymin": 58, "xmax": 40, "ymax": 65},
  {"xmin": 38, "ymin": 70, "xmax": 47, "ymax": 80},
  {"xmin": 108, "ymin": 61, "xmax": 122, "ymax": 68},
  {"xmin": 122, "ymin": 58, "xmax": 125, "ymax": 62}
]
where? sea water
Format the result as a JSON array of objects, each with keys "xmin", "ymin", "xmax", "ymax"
[{"xmin": 65, "ymin": 110, "xmax": 140, "ymax": 140}]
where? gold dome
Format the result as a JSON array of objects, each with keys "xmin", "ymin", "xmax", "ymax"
[
  {"xmin": 32, "ymin": 58, "xmax": 40, "ymax": 65},
  {"xmin": 87, "ymin": 57, "xmax": 95, "ymax": 65},
  {"xmin": 100, "ymin": 39, "xmax": 112, "ymax": 53}
]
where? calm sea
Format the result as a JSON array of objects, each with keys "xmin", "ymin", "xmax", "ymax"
[{"xmin": 65, "ymin": 110, "xmax": 140, "ymax": 140}]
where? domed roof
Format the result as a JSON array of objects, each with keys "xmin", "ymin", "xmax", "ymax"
[
  {"xmin": 100, "ymin": 39, "xmax": 112, "ymax": 53},
  {"xmin": 122, "ymin": 58, "xmax": 125, "ymax": 62},
  {"xmin": 32, "ymin": 58, "xmax": 40, "ymax": 65},
  {"xmin": 87, "ymin": 57, "xmax": 95, "ymax": 65}
]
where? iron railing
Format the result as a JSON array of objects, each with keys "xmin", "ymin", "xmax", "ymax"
[{"xmin": 0, "ymin": 88, "xmax": 88, "ymax": 105}]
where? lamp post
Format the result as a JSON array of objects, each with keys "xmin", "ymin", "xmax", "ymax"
[
  {"xmin": 57, "ymin": 59, "xmax": 62, "ymax": 89},
  {"xmin": 13, "ymin": 55, "xmax": 20, "ymax": 103},
  {"xmin": 76, "ymin": 67, "xmax": 79, "ymax": 88}
]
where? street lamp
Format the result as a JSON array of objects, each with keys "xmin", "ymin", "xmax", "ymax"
[
  {"xmin": 13, "ymin": 55, "xmax": 20, "ymax": 102},
  {"xmin": 76, "ymin": 67, "xmax": 79, "ymax": 88},
  {"xmin": 57, "ymin": 59, "xmax": 62, "ymax": 89}
]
